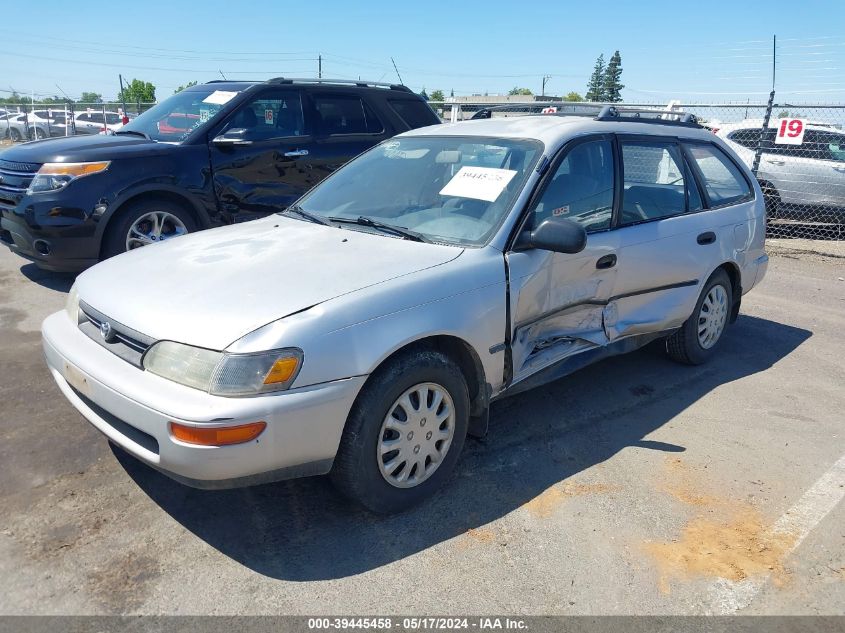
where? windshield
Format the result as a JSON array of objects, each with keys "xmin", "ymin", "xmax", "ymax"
[
  {"xmin": 120, "ymin": 87, "xmax": 241, "ymax": 142},
  {"xmin": 295, "ymin": 136, "xmax": 542, "ymax": 246}
]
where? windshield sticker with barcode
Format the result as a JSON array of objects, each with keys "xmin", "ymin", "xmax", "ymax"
[
  {"xmin": 202, "ymin": 90, "xmax": 239, "ymax": 105},
  {"xmin": 439, "ymin": 166, "xmax": 518, "ymax": 202}
]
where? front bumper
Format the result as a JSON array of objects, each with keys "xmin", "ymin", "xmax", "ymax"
[
  {"xmin": 42, "ymin": 310, "xmax": 367, "ymax": 488},
  {"xmin": 0, "ymin": 190, "xmax": 102, "ymax": 272}
]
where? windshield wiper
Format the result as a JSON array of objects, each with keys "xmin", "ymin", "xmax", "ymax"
[
  {"xmin": 113, "ymin": 129, "xmax": 150, "ymax": 140},
  {"xmin": 281, "ymin": 205, "xmax": 330, "ymax": 225},
  {"xmin": 328, "ymin": 216, "xmax": 430, "ymax": 243}
]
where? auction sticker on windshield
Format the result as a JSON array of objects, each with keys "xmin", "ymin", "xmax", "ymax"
[
  {"xmin": 439, "ymin": 166, "xmax": 517, "ymax": 202},
  {"xmin": 202, "ymin": 90, "xmax": 239, "ymax": 105}
]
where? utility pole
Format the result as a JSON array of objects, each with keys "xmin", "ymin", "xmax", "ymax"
[
  {"xmin": 391, "ymin": 57, "xmax": 404, "ymax": 85},
  {"xmin": 318, "ymin": 55, "xmax": 322, "ymax": 79},
  {"xmin": 541, "ymin": 75, "xmax": 552, "ymax": 97}
]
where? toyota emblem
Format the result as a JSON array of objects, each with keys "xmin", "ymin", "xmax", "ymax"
[{"xmin": 99, "ymin": 321, "xmax": 114, "ymax": 342}]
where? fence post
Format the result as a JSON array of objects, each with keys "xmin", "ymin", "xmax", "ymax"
[{"xmin": 751, "ymin": 90, "xmax": 775, "ymax": 176}]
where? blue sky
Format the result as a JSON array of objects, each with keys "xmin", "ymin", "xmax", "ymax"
[{"xmin": 1, "ymin": 0, "xmax": 844, "ymax": 104}]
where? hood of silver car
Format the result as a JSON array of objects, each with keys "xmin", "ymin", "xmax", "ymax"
[{"xmin": 76, "ymin": 216, "xmax": 462, "ymax": 350}]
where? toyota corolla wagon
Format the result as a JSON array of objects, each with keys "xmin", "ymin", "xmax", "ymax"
[{"xmin": 42, "ymin": 107, "xmax": 769, "ymax": 513}]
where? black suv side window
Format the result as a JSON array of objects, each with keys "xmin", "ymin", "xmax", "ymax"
[
  {"xmin": 223, "ymin": 90, "xmax": 306, "ymax": 140},
  {"xmin": 314, "ymin": 95, "xmax": 383, "ymax": 135},
  {"xmin": 686, "ymin": 143, "xmax": 752, "ymax": 206},
  {"xmin": 531, "ymin": 139, "xmax": 614, "ymax": 232},
  {"xmin": 620, "ymin": 141, "xmax": 687, "ymax": 224},
  {"xmin": 388, "ymin": 98, "xmax": 439, "ymax": 129}
]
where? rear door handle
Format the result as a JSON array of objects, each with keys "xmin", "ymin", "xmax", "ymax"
[
  {"xmin": 697, "ymin": 231, "xmax": 716, "ymax": 245},
  {"xmin": 284, "ymin": 149, "xmax": 309, "ymax": 157},
  {"xmin": 596, "ymin": 254, "xmax": 617, "ymax": 269},
  {"xmin": 833, "ymin": 166, "xmax": 845, "ymax": 173},
  {"xmin": 766, "ymin": 159, "xmax": 786, "ymax": 166}
]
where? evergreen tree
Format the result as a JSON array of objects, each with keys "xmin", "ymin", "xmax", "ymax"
[
  {"xmin": 586, "ymin": 54, "xmax": 606, "ymax": 101},
  {"xmin": 603, "ymin": 51, "xmax": 624, "ymax": 103}
]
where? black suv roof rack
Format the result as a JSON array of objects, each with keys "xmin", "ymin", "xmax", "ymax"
[
  {"xmin": 266, "ymin": 77, "xmax": 413, "ymax": 92},
  {"xmin": 595, "ymin": 105, "xmax": 700, "ymax": 127}
]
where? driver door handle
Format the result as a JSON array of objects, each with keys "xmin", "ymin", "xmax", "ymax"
[
  {"xmin": 596, "ymin": 254, "xmax": 617, "ymax": 269},
  {"xmin": 766, "ymin": 159, "xmax": 786, "ymax": 166},
  {"xmin": 284, "ymin": 149, "xmax": 309, "ymax": 157}
]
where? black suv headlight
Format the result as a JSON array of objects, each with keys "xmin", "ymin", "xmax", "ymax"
[{"xmin": 28, "ymin": 161, "xmax": 110, "ymax": 194}]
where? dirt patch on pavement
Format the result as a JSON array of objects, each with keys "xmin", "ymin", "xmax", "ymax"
[
  {"xmin": 644, "ymin": 507, "xmax": 796, "ymax": 594},
  {"xmin": 644, "ymin": 457, "xmax": 796, "ymax": 594},
  {"xmin": 524, "ymin": 482, "xmax": 617, "ymax": 519}
]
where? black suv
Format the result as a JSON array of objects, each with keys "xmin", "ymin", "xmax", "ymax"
[{"xmin": 0, "ymin": 78, "xmax": 440, "ymax": 272}]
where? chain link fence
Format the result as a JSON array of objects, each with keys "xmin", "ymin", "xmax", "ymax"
[
  {"xmin": 1, "ymin": 101, "xmax": 157, "ymax": 143},
  {"xmin": 430, "ymin": 100, "xmax": 845, "ymax": 240}
]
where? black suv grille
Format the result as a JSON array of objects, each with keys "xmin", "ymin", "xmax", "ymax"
[
  {"xmin": 0, "ymin": 159, "xmax": 41, "ymax": 209},
  {"xmin": 78, "ymin": 301, "xmax": 155, "ymax": 367}
]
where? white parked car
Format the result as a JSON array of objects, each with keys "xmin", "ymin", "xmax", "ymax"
[
  {"xmin": 718, "ymin": 120, "xmax": 845, "ymax": 218},
  {"xmin": 42, "ymin": 107, "xmax": 768, "ymax": 512},
  {"xmin": 73, "ymin": 110, "xmax": 127, "ymax": 135}
]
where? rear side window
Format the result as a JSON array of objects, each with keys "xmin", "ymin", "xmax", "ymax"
[
  {"xmin": 620, "ymin": 141, "xmax": 687, "ymax": 224},
  {"xmin": 388, "ymin": 99, "xmax": 439, "ymax": 129},
  {"xmin": 314, "ymin": 95, "xmax": 383, "ymax": 135},
  {"xmin": 687, "ymin": 144, "xmax": 752, "ymax": 206}
]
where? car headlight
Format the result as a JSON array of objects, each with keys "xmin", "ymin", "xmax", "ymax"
[
  {"xmin": 28, "ymin": 161, "xmax": 110, "ymax": 194},
  {"xmin": 65, "ymin": 283, "xmax": 80, "ymax": 323},
  {"xmin": 142, "ymin": 341, "xmax": 303, "ymax": 397}
]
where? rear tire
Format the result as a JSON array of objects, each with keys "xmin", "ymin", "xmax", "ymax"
[
  {"xmin": 102, "ymin": 198, "xmax": 196, "ymax": 260},
  {"xmin": 33, "ymin": 127, "xmax": 47, "ymax": 140},
  {"xmin": 760, "ymin": 181, "xmax": 780, "ymax": 220},
  {"xmin": 9, "ymin": 128, "xmax": 21, "ymax": 142},
  {"xmin": 331, "ymin": 348, "xmax": 470, "ymax": 514},
  {"xmin": 666, "ymin": 269, "xmax": 732, "ymax": 366}
]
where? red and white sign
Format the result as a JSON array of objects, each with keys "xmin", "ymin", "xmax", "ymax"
[
  {"xmin": 774, "ymin": 118, "xmax": 806, "ymax": 145},
  {"xmin": 541, "ymin": 107, "xmax": 558, "ymax": 114},
  {"xmin": 264, "ymin": 109, "xmax": 274, "ymax": 125}
]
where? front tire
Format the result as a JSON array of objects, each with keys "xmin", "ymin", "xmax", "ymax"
[
  {"xmin": 9, "ymin": 128, "xmax": 21, "ymax": 142},
  {"xmin": 102, "ymin": 198, "xmax": 196, "ymax": 260},
  {"xmin": 331, "ymin": 349, "xmax": 470, "ymax": 514},
  {"xmin": 666, "ymin": 269, "xmax": 732, "ymax": 365}
]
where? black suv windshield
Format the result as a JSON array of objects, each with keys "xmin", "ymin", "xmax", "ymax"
[{"xmin": 120, "ymin": 87, "xmax": 242, "ymax": 143}]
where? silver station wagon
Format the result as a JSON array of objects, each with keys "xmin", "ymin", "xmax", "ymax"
[{"xmin": 43, "ymin": 107, "xmax": 769, "ymax": 513}]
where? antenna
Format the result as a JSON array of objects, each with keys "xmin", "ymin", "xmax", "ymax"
[
  {"xmin": 391, "ymin": 57, "xmax": 404, "ymax": 85},
  {"xmin": 54, "ymin": 84, "xmax": 71, "ymax": 101},
  {"xmin": 771, "ymin": 34, "xmax": 777, "ymax": 92},
  {"xmin": 219, "ymin": 69, "xmax": 227, "ymax": 81}
]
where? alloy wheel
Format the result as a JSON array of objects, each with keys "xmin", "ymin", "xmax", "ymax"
[
  {"xmin": 377, "ymin": 382, "xmax": 455, "ymax": 488},
  {"xmin": 125, "ymin": 211, "xmax": 188, "ymax": 251}
]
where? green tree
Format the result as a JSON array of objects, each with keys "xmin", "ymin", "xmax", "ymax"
[
  {"xmin": 79, "ymin": 92, "xmax": 102, "ymax": 103},
  {"xmin": 563, "ymin": 91, "xmax": 583, "ymax": 102},
  {"xmin": 118, "ymin": 79, "xmax": 156, "ymax": 103},
  {"xmin": 174, "ymin": 81, "xmax": 198, "ymax": 94},
  {"xmin": 430, "ymin": 89, "xmax": 445, "ymax": 101},
  {"xmin": 508, "ymin": 87, "xmax": 533, "ymax": 96},
  {"xmin": 603, "ymin": 50, "xmax": 624, "ymax": 103},
  {"xmin": 586, "ymin": 54, "xmax": 605, "ymax": 101}
]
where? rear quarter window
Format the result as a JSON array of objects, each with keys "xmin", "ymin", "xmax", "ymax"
[
  {"xmin": 387, "ymin": 99, "xmax": 440, "ymax": 129},
  {"xmin": 687, "ymin": 144, "xmax": 752, "ymax": 206}
]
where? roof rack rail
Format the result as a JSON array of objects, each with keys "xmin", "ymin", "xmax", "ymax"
[
  {"xmin": 266, "ymin": 77, "xmax": 412, "ymax": 92},
  {"xmin": 595, "ymin": 105, "xmax": 700, "ymax": 127}
]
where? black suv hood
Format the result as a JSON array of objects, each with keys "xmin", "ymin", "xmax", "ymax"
[{"xmin": 0, "ymin": 134, "xmax": 179, "ymax": 163}]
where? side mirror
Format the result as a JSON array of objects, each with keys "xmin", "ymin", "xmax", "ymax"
[
  {"xmin": 212, "ymin": 128, "xmax": 253, "ymax": 146},
  {"xmin": 517, "ymin": 217, "xmax": 587, "ymax": 254}
]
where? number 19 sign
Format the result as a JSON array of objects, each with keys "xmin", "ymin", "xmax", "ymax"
[{"xmin": 774, "ymin": 118, "xmax": 806, "ymax": 145}]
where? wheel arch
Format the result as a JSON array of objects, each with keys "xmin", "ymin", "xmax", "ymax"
[
  {"xmin": 97, "ymin": 186, "xmax": 211, "ymax": 258},
  {"xmin": 356, "ymin": 334, "xmax": 490, "ymax": 436}
]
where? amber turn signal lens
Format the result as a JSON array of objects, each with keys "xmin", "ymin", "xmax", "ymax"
[
  {"xmin": 263, "ymin": 356, "xmax": 299, "ymax": 385},
  {"xmin": 39, "ymin": 161, "xmax": 110, "ymax": 176},
  {"xmin": 169, "ymin": 421, "xmax": 266, "ymax": 446}
]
